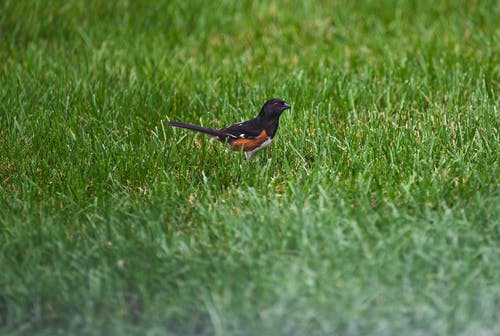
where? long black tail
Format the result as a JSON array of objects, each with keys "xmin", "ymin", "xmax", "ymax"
[{"xmin": 169, "ymin": 121, "xmax": 221, "ymax": 137}]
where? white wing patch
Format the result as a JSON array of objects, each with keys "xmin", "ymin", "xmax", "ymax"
[{"xmin": 239, "ymin": 133, "xmax": 245, "ymax": 138}]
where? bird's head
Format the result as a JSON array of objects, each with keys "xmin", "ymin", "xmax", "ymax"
[{"xmin": 259, "ymin": 98, "xmax": 291, "ymax": 120}]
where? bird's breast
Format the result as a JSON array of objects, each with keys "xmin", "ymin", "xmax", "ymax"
[{"xmin": 229, "ymin": 130, "xmax": 271, "ymax": 153}]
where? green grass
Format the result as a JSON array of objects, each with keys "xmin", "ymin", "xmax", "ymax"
[{"xmin": 1, "ymin": 0, "xmax": 499, "ymax": 334}]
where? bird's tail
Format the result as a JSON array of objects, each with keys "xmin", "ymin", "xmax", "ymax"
[{"xmin": 169, "ymin": 121, "xmax": 222, "ymax": 138}]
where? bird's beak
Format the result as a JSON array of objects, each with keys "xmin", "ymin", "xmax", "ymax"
[{"xmin": 283, "ymin": 102, "xmax": 291, "ymax": 110}]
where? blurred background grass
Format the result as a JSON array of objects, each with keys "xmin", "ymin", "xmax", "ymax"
[{"xmin": 0, "ymin": 0, "xmax": 499, "ymax": 334}]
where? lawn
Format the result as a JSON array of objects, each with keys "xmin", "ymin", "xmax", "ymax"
[{"xmin": 0, "ymin": 0, "xmax": 499, "ymax": 335}]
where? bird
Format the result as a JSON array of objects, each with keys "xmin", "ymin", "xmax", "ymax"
[{"xmin": 169, "ymin": 98, "xmax": 291, "ymax": 158}]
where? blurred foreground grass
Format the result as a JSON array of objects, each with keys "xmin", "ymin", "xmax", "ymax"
[{"xmin": 1, "ymin": 0, "xmax": 499, "ymax": 334}]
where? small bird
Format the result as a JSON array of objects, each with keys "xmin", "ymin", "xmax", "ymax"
[{"xmin": 169, "ymin": 98, "xmax": 291, "ymax": 158}]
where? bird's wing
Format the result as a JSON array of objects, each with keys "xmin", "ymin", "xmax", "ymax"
[{"xmin": 220, "ymin": 120, "xmax": 262, "ymax": 140}]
